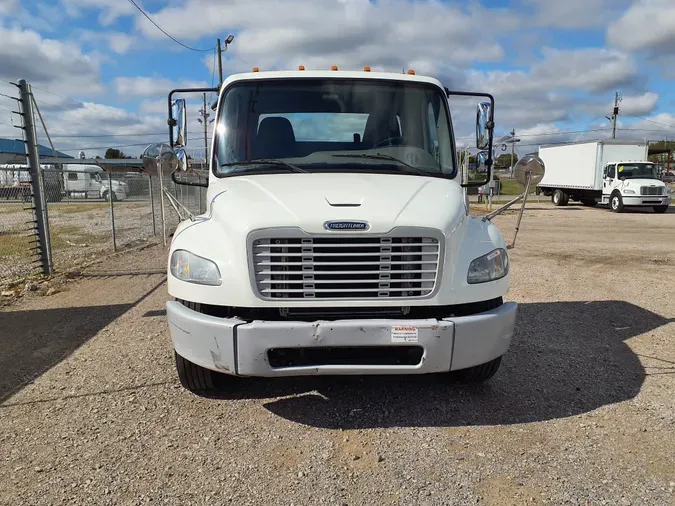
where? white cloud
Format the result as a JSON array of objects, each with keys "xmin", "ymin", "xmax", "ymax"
[
  {"xmin": 522, "ymin": 0, "xmax": 632, "ymax": 29},
  {"xmin": 60, "ymin": 0, "xmax": 136, "ymax": 26},
  {"xmin": 608, "ymin": 0, "xmax": 675, "ymax": 53},
  {"xmin": 137, "ymin": 0, "xmax": 517, "ymax": 71},
  {"xmin": 0, "ymin": 25, "xmax": 104, "ymax": 97},
  {"xmin": 114, "ymin": 76, "xmax": 209, "ymax": 97}
]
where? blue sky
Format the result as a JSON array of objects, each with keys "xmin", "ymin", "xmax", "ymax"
[{"xmin": 1, "ymin": 0, "xmax": 675, "ymax": 157}]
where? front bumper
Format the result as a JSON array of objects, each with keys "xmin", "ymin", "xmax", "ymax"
[
  {"xmin": 166, "ymin": 300, "xmax": 517, "ymax": 377},
  {"xmin": 622, "ymin": 195, "xmax": 670, "ymax": 206}
]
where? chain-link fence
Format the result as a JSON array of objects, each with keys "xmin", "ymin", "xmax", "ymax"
[{"xmin": 0, "ymin": 166, "xmax": 39, "ymax": 284}]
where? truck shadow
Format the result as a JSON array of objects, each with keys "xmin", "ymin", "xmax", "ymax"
[{"xmin": 208, "ymin": 300, "xmax": 670, "ymax": 428}]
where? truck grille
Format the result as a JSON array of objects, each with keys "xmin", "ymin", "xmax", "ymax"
[
  {"xmin": 640, "ymin": 186, "xmax": 664, "ymax": 196},
  {"xmin": 251, "ymin": 232, "xmax": 442, "ymax": 300}
]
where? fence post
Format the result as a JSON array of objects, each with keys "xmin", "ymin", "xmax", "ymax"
[
  {"xmin": 108, "ymin": 172, "xmax": 117, "ymax": 252},
  {"xmin": 148, "ymin": 174, "xmax": 156, "ymax": 236},
  {"xmin": 18, "ymin": 79, "xmax": 52, "ymax": 276}
]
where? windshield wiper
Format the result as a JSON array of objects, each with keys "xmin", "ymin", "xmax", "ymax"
[
  {"xmin": 331, "ymin": 153, "xmax": 431, "ymax": 175},
  {"xmin": 220, "ymin": 159, "xmax": 308, "ymax": 173}
]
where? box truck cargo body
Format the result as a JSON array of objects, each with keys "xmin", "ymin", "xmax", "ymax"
[{"xmin": 536, "ymin": 140, "xmax": 670, "ymax": 213}]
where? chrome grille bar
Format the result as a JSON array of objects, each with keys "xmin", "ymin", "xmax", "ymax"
[{"xmin": 250, "ymin": 232, "xmax": 442, "ymax": 300}]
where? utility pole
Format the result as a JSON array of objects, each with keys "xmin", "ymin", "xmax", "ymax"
[
  {"xmin": 201, "ymin": 93, "xmax": 209, "ymax": 159},
  {"xmin": 216, "ymin": 35, "xmax": 234, "ymax": 87},
  {"xmin": 610, "ymin": 91, "xmax": 621, "ymax": 139}
]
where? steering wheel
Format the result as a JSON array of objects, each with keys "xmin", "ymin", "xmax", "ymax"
[{"xmin": 373, "ymin": 136, "xmax": 405, "ymax": 148}]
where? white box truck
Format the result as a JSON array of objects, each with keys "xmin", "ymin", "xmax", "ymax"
[
  {"xmin": 140, "ymin": 67, "xmax": 542, "ymax": 393},
  {"xmin": 536, "ymin": 140, "xmax": 670, "ymax": 213}
]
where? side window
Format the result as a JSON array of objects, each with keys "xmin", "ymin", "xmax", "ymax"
[
  {"xmin": 89, "ymin": 172, "xmax": 98, "ymax": 180},
  {"xmin": 67, "ymin": 172, "xmax": 78, "ymax": 180},
  {"xmin": 606, "ymin": 165, "xmax": 615, "ymax": 179},
  {"xmin": 426, "ymin": 102, "xmax": 440, "ymax": 161}
]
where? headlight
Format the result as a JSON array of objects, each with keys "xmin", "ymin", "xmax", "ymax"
[
  {"xmin": 623, "ymin": 189, "xmax": 635, "ymax": 195},
  {"xmin": 170, "ymin": 249, "xmax": 221, "ymax": 286},
  {"xmin": 467, "ymin": 248, "xmax": 508, "ymax": 284}
]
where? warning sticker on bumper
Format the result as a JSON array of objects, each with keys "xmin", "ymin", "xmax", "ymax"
[{"xmin": 391, "ymin": 326, "xmax": 419, "ymax": 343}]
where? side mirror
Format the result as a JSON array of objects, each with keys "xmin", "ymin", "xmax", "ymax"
[
  {"xmin": 141, "ymin": 143, "xmax": 178, "ymax": 176},
  {"xmin": 175, "ymin": 148, "xmax": 188, "ymax": 172},
  {"xmin": 476, "ymin": 102, "xmax": 492, "ymax": 150},
  {"xmin": 171, "ymin": 99, "xmax": 188, "ymax": 147}
]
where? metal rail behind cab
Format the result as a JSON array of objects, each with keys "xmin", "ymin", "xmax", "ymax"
[{"xmin": 165, "ymin": 83, "xmax": 496, "ymax": 189}]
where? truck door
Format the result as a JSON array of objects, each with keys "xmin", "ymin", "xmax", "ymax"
[{"xmin": 602, "ymin": 164, "xmax": 616, "ymax": 198}]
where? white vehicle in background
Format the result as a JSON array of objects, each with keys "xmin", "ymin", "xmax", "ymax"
[
  {"xmin": 141, "ymin": 67, "xmax": 545, "ymax": 393},
  {"xmin": 62, "ymin": 164, "xmax": 128, "ymax": 201},
  {"xmin": 536, "ymin": 140, "xmax": 670, "ymax": 213}
]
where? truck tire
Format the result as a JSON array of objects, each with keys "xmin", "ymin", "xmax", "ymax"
[
  {"xmin": 175, "ymin": 351, "xmax": 215, "ymax": 392},
  {"xmin": 653, "ymin": 205, "xmax": 669, "ymax": 214},
  {"xmin": 103, "ymin": 190, "xmax": 118, "ymax": 202},
  {"xmin": 453, "ymin": 356, "xmax": 502, "ymax": 383},
  {"xmin": 552, "ymin": 189, "xmax": 568, "ymax": 206},
  {"xmin": 610, "ymin": 192, "xmax": 624, "ymax": 213}
]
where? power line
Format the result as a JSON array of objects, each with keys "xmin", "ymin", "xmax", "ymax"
[
  {"xmin": 632, "ymin": 116, "xmax": 675, "ymax": 129},
  {"xmin": 126, "ymin": 0, "xmax": 214, "ymax": 52}
]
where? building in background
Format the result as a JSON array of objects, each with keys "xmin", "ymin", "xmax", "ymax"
[{"xmin": 0, "ymin": 138, "xmax": 72, "ymax": 164}]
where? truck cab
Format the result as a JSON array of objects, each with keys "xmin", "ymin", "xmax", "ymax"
[
  {"xmin": 63, "ymin": 164, "xmax": 128, "ymax": 201},
  {"xmin": 143, "ymin": 68, "xmax": 527, "ymax": 393},
  {"xmin": 602, "ymin": 161, "xmax": 670, "ymax": 213}
]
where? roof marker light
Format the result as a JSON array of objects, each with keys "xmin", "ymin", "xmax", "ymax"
[
  {"xmin": 298, "ymin": 65, "xmax": 305, "ymax": 70},
  {"xmin": 407, "ymin": 69, "xmax": 415, "ymax": 75},
  {"xmin": 331, "ymin": 65, "xmax": 338, "ymax": 71},
  {"xmin": 364, "ymin": 66, "xmax": 371, "ymax": 71},
  {"xmin": 252, "ymin": 67, "xmax": 259, "ymax": 72}
]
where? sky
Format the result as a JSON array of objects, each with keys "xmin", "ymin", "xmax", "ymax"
[{"xmin": 1, "ymin": 0, "xmax": 675, "ymax": 159}]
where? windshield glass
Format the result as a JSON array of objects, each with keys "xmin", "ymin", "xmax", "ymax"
[
  {"xmin": 213, "ymin": 78, "xmax": 455, "ymax": 178},
  {"xmin": 617, "ymin": 163, "xmax": 658, "ymax": 180}
]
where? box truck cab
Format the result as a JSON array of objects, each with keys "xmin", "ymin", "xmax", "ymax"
[
  {"xmin": 537, "ymin": 140, "xmax": 670, "ymax": 213},
  {"xmin": 63, "ymin": 164, "xmax": 128, "ymax": 201},
  {"xmin": 141, "ymin": 67, "xmax": 544, "ymax": 393},
  {"xmin": 602, "ymin": 160, "xmax": 670, "ymax": 213}
]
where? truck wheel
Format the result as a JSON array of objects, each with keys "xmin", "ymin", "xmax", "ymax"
[
  {"xmin": 175, "ymin": 351, "xmax": 215, "ymax": 392},
  {"xmin": 453, "ymin": 356, "xmax": 502, "ymax": 383},
  {"xmin": 103, "ymin": 190, "xmax": 118, "ymax": 202},
  {"xmin": 610, "ymin": 192, "xmax": 624, "ymax": 213},
  {"xmin": 653, "ymin": 205, "xmax": 669, "ymax": 214},
  {"xmin": 552, "ymin": 189, "xmax": 568, "ymax": 206}
]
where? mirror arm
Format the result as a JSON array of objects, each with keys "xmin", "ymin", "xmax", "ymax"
[{"xmin": 481, "ymin": 193, "xmax": 524, "ymax": 221}]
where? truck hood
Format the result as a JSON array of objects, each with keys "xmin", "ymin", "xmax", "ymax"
[
  {"xmin": 206, "ymin": 173, "xmax": 467, "ymax": 236},
  {"xmin": 621, "ymin": 178, "xmax": 666, "ymax": 188}
]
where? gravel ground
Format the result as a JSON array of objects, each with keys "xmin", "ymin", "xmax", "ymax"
[{"xmin": 0, "ymin": 202, "xmax": 673, "ymax": 506}]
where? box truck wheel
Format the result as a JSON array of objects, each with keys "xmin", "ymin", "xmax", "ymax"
[
  {"xmin": 610, "ymin": 192, "xmax": 624, "ymax": 213},
  {"xmin": 175, "ymin": 351, "xmax": 216, "ymax": 392},
  {"xmin": 653, "ymin": 205, "xmax": 669, "ymax": 214},
  {"xmin": 453, "ymin": 356, "xmax": 502, "ymax": 383},
  {"xmin": 552, "ymin": 189, "xmax": 568, "ymax": 206}
]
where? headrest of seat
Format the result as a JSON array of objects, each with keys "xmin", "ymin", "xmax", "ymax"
[{"xmin": 257, "ymin": 117, "xmax": 296, "ymax": 143}]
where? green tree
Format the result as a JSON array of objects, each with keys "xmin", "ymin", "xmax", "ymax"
[{"xmin": 104, "ymin": 148, "xmax": 132, "ymax": 159}]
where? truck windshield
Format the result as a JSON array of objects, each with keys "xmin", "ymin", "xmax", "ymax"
[
  {"xmin": 617, "ymin": 163, "xmax": 659, "ymax": 180},
  {"xmin": 213, "ymin": 78, "xmax": 456, "ymax": 178}
]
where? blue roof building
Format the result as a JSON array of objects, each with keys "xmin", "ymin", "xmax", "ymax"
[{"xmin": 0, "ymin": 137, "xmax": 73, "ymax": 162}]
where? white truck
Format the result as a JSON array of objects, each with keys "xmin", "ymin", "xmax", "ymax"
[
  {"xmin": 142, "ymin": 67, "xmax": 539, "ymax": 393},
  {"xmin": 62, "ymin": 164, "xmax": 128, "ymax": 201},
  {"xmin": 536, "ymin": 140, "xmax": 670, "ymax": 213}
]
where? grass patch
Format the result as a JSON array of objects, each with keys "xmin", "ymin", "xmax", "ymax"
[
  {"xmin": 0, "ymin": 204, "xmax": 32, "ymax": 215},
  {"xmin": 0, "ymin": 233, "xmax": 32, "ymax": 257},
  {"xmin": 50, "ymin": 225, "xmax": 109, "ymax": 250}
]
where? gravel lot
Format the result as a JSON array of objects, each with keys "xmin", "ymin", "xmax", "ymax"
[{"xmin": 1, "ymin": 202, "xmax": 673, "ymax": 505}]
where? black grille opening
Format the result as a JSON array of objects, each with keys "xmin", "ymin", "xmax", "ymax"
[{"xmin": 267, "ymin": 346, "xmax": 424, "ymax": 368}]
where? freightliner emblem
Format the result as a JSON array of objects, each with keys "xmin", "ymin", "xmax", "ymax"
[{"xmin": 324, "ymin": 220, "xmax": 370, "ymax": 231}]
